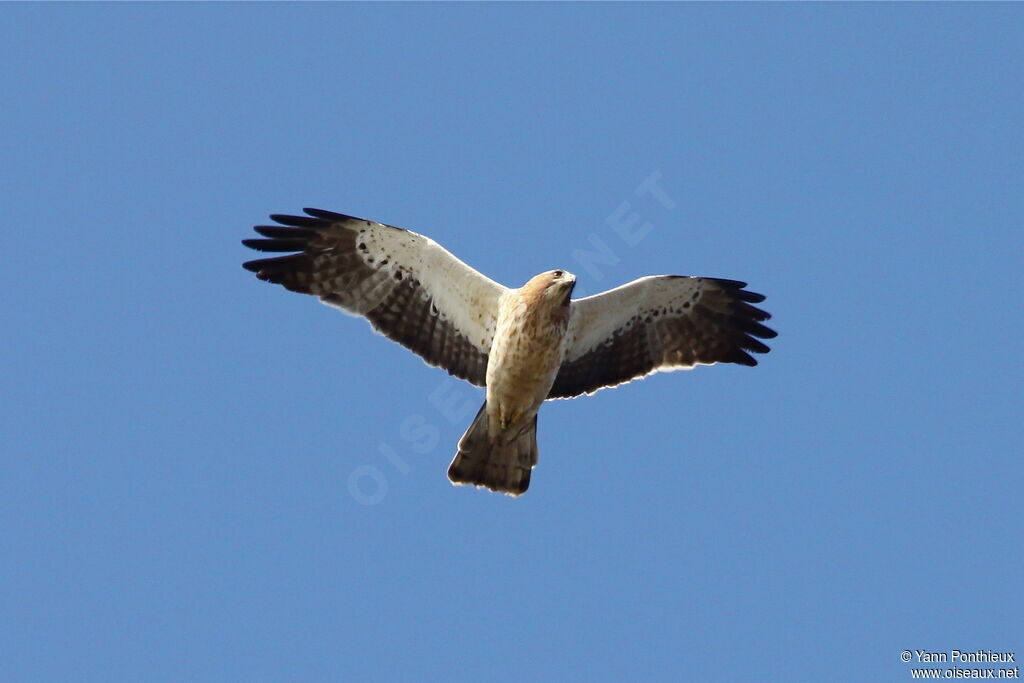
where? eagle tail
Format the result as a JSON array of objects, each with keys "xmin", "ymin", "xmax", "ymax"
[{"xmin": 448, "ymin": 402, "xmax": 537, "ymax": 497}]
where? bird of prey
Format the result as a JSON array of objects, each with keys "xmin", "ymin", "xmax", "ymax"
[{"xmin": 242, "ymin": 209, "xmax": 776, "ymax": 496}]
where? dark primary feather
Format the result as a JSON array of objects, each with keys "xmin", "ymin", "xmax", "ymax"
[
  {"xmin": 241, "ymin": 238, "xmax": 309, "ymax": 252},
  {"xmin": 303, "ymin": 208, "xmax": 358, "ymax": 221},
  {"xmin": 252, "ymin": 226, "xmax": 318, "ymax": 239},
  {"xmin": 267, "ymin": 213, "xmax": 325, "ymax": 229}
]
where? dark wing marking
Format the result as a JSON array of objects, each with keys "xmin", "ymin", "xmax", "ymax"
[
  {"xmin": 243, "ymin": 209, "xmax": 507, "ymax": 386},
  {"xmin": 549, "ymin": 276, "xmax": 776, "ymax": 399}
]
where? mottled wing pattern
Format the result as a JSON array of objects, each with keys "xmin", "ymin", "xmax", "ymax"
[
  {"xmin": 243, "ymin": 209, "xmax": 508, "ymax": 386},
  {"xmin": 548, "ymin": 276, "xmax": 776, "ymax": 399}
]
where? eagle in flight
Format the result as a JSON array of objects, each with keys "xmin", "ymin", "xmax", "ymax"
[{"xmin": 243, "ymin": 209, "xmax": 776, "ymax": 496}]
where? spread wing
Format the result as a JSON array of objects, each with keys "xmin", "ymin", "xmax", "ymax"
[
  {"xmin": 549, "ymin": 276, "xmax": 776, "ymax": 399},
  {"xmin": 242, "ymin": 208, "xmax": 508, "ymax": 386}
]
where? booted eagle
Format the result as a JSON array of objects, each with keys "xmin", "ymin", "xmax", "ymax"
[{"xmin": 243, "ymin": 209, "xmax": 776, "ymax": 496}]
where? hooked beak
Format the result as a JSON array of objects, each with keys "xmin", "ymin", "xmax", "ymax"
[{"xmin": 562, "ymin": 277, "xmax": 576, "ymax": 304}]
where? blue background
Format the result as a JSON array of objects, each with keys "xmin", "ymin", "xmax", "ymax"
[{"xmin": 3, "ymin": 4, "xmax": 1021, "ymax": 681}]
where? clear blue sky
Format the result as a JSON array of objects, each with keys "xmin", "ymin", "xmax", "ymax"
[{"xmin": 3, "ymin": 4, "xmax": 1021, "ymax": 681}]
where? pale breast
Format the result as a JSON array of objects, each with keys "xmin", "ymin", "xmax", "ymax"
[{"xmin": 486, "ymin": 289, "xmax": 570, "ymax": 421}]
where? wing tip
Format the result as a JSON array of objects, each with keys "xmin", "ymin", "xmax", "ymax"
[
  {"xmin": 710, "ymin": 277, "xmax": 748, "ymax": 289},
  {"xmin": 715, "ymin": 278, "xmax": 777, "ymax": 343},
  {"xmin": 733, "ymin": 351, "xmax": 758, "ymax": 366},
  {"xmin": 268, "ymin": 213, "xmax": 325, "ymax": 228},
  {"xmin": 243, "ymin": 209, "xmax": 349, "ymax": 276},
  {"xmin": 253, "ymin": 225, "xmax": 318, "ymax": 239},
  {"xmin": 302, "ymin": 207, "xmax": 363, "ymax": 222},
  {"xmin": 242, "ymin": 237, "xmax": 309, "ymax": 253},
  {"xmin": 734, "ymin": 317, "xmax": 778, "ymax": 340}
]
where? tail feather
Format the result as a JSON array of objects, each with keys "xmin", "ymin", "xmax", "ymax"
[{"xmin": 448, "ymin": 402, "xmax": 538, "ymax": 496}]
